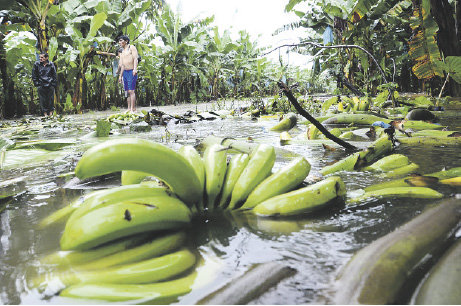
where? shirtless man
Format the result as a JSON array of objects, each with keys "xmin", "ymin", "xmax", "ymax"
[{"xmin": 118, "ymin": 35, "xmax": 138, "ymax": 112}]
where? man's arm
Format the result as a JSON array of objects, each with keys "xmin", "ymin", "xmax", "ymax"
[
  {"xmin": 32, "ymin": 62, "xmax": 39, "ymax": 87},
  {"xmin": 50, "ymin": 63, "xmax": 57, "ymax": 88},
  {"xmin": 131, "ymin": 45, "xmax": 138, "ymax": 75},
  {"xmin": 119, "ymin": 63, "xmax": 125, "ymax": 84}
]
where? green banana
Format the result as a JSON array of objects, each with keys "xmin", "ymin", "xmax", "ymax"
[
  {"xmin": 121, "ymin": 170, "xmax": 151, "ymax": 185},
  {"xmin": 178, "ymin": 145, "xmax": 205, "ymax": 195},
  {"xmin": 381, "ymin": 162, "xmax": 419, "ymax": 178},
  {"xmin": 270, "ymin": 113, "xmax": 297, "ymax": 132},
  {"xmin": 320, "ymin": 152, "xmax": 360, "ymax": 176},
  {"xmin": 228, "ymin": 144, "xmax": 276, "ymax": 209},
  {"xmin": 333, "ymin": 198, "xmax": 461, "ymax": 304},
  {"xmin": 72, "ymin": 231, "xmax": 186, "ymax": 271},
  {"xmin": 240, "ymin": 156, "xmax": 311, "ymax": 210},
  {"xmin": 66, "ymin": 184, "xmax": 171, "ymax": 228},
  {"xmin": 362, "ymin": 154, "xmax": 409, "ymax": 172},
  {"xmin": 402, "ymin": 120, "xmax": 444, "ymax": 130},
  {"xmin": 253, "ymin": 176, "xmax": 346, "ymax": 217},
  {"xmin": 396, "ymin": 136, "xmax": 461, "ymax": 146},
  {"xmin": 361, "ymin": 136, "xmax": 393, "ymax": 164},
  {"xmin": 203, "ymin": 144, "xmax": 228, "ymax": 209},
  {"xmin": 320, "ymin": 136, "xmax": 392, "ymax": 176},
  {"xmin": 38, "ymin": 189, "xmax": 107, "ymax": 228},
  {"xmin": 364, "ymin": 167, "xmax": 461, "ymax": 192},
  {"xmin": 35, "ymin": 248, "xmax": 196, "ymax": 288},
  {"xmin": 217, "ymin": 153, "xmax": 249, "ymax": 209},
  {"xmin": 60, "ymin": 270, "xmax": 198, "ymax": 302},
  {"xmin": 60, "ymin": 196, "xmax": 191, "ymax": 250},
  {"xmin": 74, "ymin": 138, "xmax": 202, "ymax": 206},
  {"xmin": 347, "ymin": 187, "xmax": 443, "ymax": 205},
  {"xmin": 40, "ymin": 234, "xmax": 150, "ymax": 268},
  {"xmin": 440, "ymin": 176, "xmax": 461, "ymax": 186},
  {"xmin": 412, "ymin": 239, "xmax": 461, "ymax": 304}
]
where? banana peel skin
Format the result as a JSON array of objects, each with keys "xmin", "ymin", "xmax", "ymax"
[
  {"xmin": 332, "ymin": 198, "xmax": 461, "ymax": 304},
  {"xmin": 253, "ymin": 176, "xmax": 346, "ymax": 217},
  {"xmin": 74, "ymin": 138, "xmax": 202, "ymax": 207}
]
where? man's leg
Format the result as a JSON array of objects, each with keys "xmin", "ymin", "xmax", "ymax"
[
  {"xmin": 128, "ymin": 90, "xmax": 136, "ymax": 112},
  {"xmin": 47, "ymin": 87, "xmax": 55, "ymax": 116},
  {"xmin": 38, "ymin": 87, "xmax": 48, "ymax": 116}
]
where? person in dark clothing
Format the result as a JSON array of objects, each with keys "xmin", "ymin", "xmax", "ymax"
[{"xmin": 32, "ymin": 53, "xmax": 57, "ymax": 116}]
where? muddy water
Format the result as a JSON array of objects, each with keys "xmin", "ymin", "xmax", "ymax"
[{"xmin": 0, "ymin": 109, "xmax": 460, "ymax": 304}]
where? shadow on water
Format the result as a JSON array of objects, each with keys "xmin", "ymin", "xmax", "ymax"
[{"xmin": 0, "ymin": 110, "xmax": 460, "ymax": 304}]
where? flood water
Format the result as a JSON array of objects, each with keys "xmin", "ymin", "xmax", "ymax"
[{"xmin": 0, "ymin": 107, "xmax": 460, "ymax": 304}]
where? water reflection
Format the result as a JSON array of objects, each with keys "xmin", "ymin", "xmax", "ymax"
[{"xmin": 0, "ymin": 111, "xmax": 459, "ymax": 304}]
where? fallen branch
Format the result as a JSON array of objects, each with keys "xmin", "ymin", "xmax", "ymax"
[{"xmin": 277, "ymin": 81, "xmax": 357, "ymax": 151}]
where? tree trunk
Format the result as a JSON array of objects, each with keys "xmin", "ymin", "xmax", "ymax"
[{"xmin": 430, "ymin": 0, "xmax": 461, "ymax": 96}]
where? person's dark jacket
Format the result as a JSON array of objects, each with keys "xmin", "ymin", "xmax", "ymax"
[{"xmin": 32, "ymin": 61, "xmax": 57, "ymax": 88}]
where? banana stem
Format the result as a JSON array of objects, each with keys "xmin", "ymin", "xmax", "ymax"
[{"xmin": 277, "ymin": 81, "xmax": 357, "ymax": 151}]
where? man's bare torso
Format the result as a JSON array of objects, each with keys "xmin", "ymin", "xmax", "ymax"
[{"xmin": 120, "ymin": 45, "xmax": 137, "ymax": 70}]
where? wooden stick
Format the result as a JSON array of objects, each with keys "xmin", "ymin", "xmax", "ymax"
[{"xmin": 277, "ymin": 81, "xmax": 357, "ymax": 151}]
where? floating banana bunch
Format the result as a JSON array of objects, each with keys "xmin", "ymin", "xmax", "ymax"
[
  {"xmin": 60, "ymin": 270, "xmax": 198, "ymax": 302},
  {"xmin": 35, "ymin": 248, "xmax": 195, "ymax": 288},
  {"xmin": 362, "ymin": 154, "xmax": 409, "ymax": 172},
  {"xmin": 74, "ymin": 138, "xmax": 202, "ymax": 206},
  {"xmin": 347, "ymin": 187, "xmax": 443, "ymax": 205},
  {"xmin": 365, "ymin": 167, "xmax": 461, "ymax": 191}
]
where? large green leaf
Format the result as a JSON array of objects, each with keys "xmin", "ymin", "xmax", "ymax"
[
  {"xmin": 408, "ymin": 0, "xmax": 444, "ymax": 80},
  {"xmin": 88, "ymin": 12, "xmax": 107, "ymax": 38},
  {"xmin": 445, "ymin": 56, "xmax": 461, "ymax": 84}
]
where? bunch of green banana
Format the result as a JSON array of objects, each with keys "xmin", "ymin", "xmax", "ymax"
[
  {"xmin": 362, "ymin": 154, "xmax": 409, "ymax": 172},
  {"xmin": 74, "ymin": 138, "xmax": 202, "ymax": 207},
  {"xmin": 253, "ymin": 176, "xmax": 346, "ymax": 217},
  {"xmin": 34, "ymin": 248, "xmax": 195, "ymax": 288},
  {"xmin": 60, "ymin": 270, "xmax": 198, "ymax": 303},
  {"xmin": 61, "ymin": 196, "xmax": 191, "ymax": 251},
  {"xmin": 346, "ymin": 187, "xmax": 443, "ymax": 205},
  {"xmin": 365, "ymin": 167, "xmax": 461, "ymax": 192},
  {"xmin": 320, "ymin": 136, "xmax": 392, "ymax": 176},
  {"xmin": 107, "ymin": 112, "xmax": 141, "ymax": 122},
  {"xmin": 67, "ymin": 231, "xmax": 186, "ymax": 271}
]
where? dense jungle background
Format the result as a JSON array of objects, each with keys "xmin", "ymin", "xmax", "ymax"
[{"xmin": 0, "ymin": 0, "xmax": 461, "ymax": 118}]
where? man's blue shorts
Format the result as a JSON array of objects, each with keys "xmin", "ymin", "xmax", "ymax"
[{"xmin": 123, "ymin": 70, "xmax": 137, "ymax": 91}]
